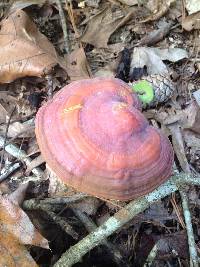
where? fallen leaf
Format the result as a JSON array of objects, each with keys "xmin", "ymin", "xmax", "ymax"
[
  {"xmin": 0, "ymin": 185, "xmax": 49, "ymax": 266},
  {"xmin": 136, "ymin": 231, "xmax": 188, "ymax": 266},
  {"xmin": 140, "ymin": 0, "xmax": 175, "ymax": 23},
  {"xmin": 152, "ymin": 47, "xmax": 189, "ymax": 62},
  {"xmin": 182, "ymin": 101, "xmax": 200, "ymax": 134},
  {"xmin": 142, "ymin": 201, "xmax": 177, "ymax": 223},
  {"xmin": 130, "ymin": 47, "xmax": 168, "ymax": 75},
  {"xmin": 0, "ymin": 10, "xmax": 65, "ymax": 83},
  {"xmin": 8, "ymin": 0, "xmax": 47, "ymax": 14},
  {"xmin": 185, "ymin": 0, "xmax": 200, "ymax": 15},
  {"xmin": 0, "ymin": 231, "xmax": 39, "ymax": 267},
  {"xmin": 155, "ymin": 231, "xmax": 188, "ymax": 259},
  {"xmin": 0, "ymin": 120, "xmax": 35, "ymax": 138},
  {"xmin": 65, "ymin": 47, "xmax": 91, "ymax": 81},
  {"xmin": 81, "ymin": 6, "xmax": 136, "ymax": 48},
  {"xmin": 193, "ymin": 89, "xmax": 200, "ymax": 106},
  {"xmin": 182, "ymin": 11, "xmax": 200, "ymax": 31},
  {"xmin": 0, "ymin": 102, "xmax": 9, "ymax": 124},
  {"xmin": 130, "ymin": 47, "xmax": 188, "ymax": 75},
  {"xmin": 184, "ymin": 130, "xmax": 200, "ymax": 151},
  {"xmin": 139, "ymin": 21, "xmax": 172, "ymax": 46}
]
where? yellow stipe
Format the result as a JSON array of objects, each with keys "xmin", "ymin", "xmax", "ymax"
[{"xmin": 63, "ymin": 104, "xmax": 82, "ymax": 113}]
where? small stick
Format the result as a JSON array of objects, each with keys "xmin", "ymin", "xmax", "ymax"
[
  {"xmin": 143, "ymin": 242, "xmax": 158, "ymax": 267},
  {"xmin": 46, "ymin": 74, "xmax": 53, "ymax": 100},
  {"xmin": 0, "ymin": 135, "xmax": 43, "ymax": 177},
  {"xmin": 0, "ymin": 162, "xmax": 20, "ymax": 182},
  {"xmin": 56, "ymin": 0, "xmax": 70, "ymax": 53},
  {"xmin": 180, "ymin": 189, "xmax": 199, "ymax": 267},
  {"xmin": 23, "ymin": 193, "xmax": 87, "ymax": 210},
  {"xmin": 53, "ymin": 173, "xmax": 200, "ymax": 267},
  {"xmin": 0, "ymin": 106, "xmax": 16, "ymax": 170},
  {"xmin": 45, "ymin": 210, "xmax": 79, "ymax": 240}
]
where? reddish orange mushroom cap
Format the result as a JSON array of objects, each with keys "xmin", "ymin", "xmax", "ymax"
[{"xmin": 35, "ymin": 78, "xmax": 174, "ymax": 200}]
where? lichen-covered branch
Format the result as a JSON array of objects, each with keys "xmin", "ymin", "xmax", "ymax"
[
  {"xmin": 54, "ymin": 173, "xmax": 200, "ymax": 267},
  {"xmin": 180, "ymin": 190, "xmax": 199, "ymax": 267}
]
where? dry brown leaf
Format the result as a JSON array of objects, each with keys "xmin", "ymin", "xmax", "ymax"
[
  {"xmin": 158, "ymin": 102, "xmax": 200, "ymax": 135},
  {"xmin": 0, "ymin": 10, "xmax": 65, "ymax": 83},
  {"xmin": 139, "ymin": 21, "xmax": 172, "ymax": 46},
  {"xmin": 182, "ymin": 11, "xmax": 200, "ymax": 31},
  {"xmin": 140, "ymin": 0, "xmax": 175, "ymax": 23},
  {"xmin": 65, "ymin": 47, "xmax": 91, "ymax": 81},
  {"xmin": 0, "ymin": 231, "xmax": 39, "ymax": 267},
  {"xmin": 181, "ymin": 101, "xmax": 200, "ymax": 134},
  {"xmin": 8, "ymin": 0, "xmax": 47, "ymax": 14},
  {"xmin": 81, "ymin": 6, "xmax": 136, "ymax": 48},
  {"xmin": 0, "ymin": 103, "xmax": 9, "ymax": 124},
  {"xmin": 0, "ymin": 186, "xmax": 49, "ymax": 266},
  {"xmin": 184, "ymin": 130, "xmax": 200, "ymax": 151}
]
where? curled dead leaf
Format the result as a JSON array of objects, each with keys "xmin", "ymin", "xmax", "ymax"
[
  {"xmin": 0, "ymin": 10, "xmax": 66, "ymax": 83},
  {"xmin": 81, "ymin": 6, "xmax": 136, "ymax": 48},
  {"xmin": 182, "ymin": 11, "xmax": 200, "ymax": 31},
  {"xmin": 130, "ymin": 47, "xmax": 188, "ymax": 76},
  {"xmin": 0, "ymin": 185, "xmax": 49, "ymax": 266},
  {"xmin": 65, "ymin": 47, "xmax": 91, "ymax": 81},
  {"xmin": 140, "ymin": 0, "xmax": 175, "ymax": 23}
]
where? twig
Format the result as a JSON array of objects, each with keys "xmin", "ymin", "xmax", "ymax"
[
  {"xmin": 46, "ymin": 74, "xmax": 54, "ymax": 100},
  {"xmin": 72, "ymin": 208, "xmax": 126, "ymax": 266},
  {"xmin": 53, "ymin": 173, "xmax": 200, "ymax": 267},
  {"xmin": 180, "ymin": 189, "xmax": 199, "ymax": 267},
  {"xmin": 45, "ymin": 210, "xmax": 79, "ymax": 240},
  {"xmin": 0, "ymin": 162, "xmax": 20, "ymax": 182},
  {"xmin": 56, "ymin": 0, "xmax": 70, "ymax": 53},
  {"xmin": 0, "ymin": 135, "xmax": 43, "ymax": 177},
  {"xmin": 171, "ymin": 193, "xmax": 186, "ymax": 228},
  {"xmin": 23, "ymin": 193, "xmax": 87, "ymax": 211},
  {"xmin": 143, "ymin": 242, "xmax": 158, "ymax": 267},
  {"xmin": 65, "ymin": 0, "xmax": 80, "ymax": 39},
  {"xmin": 0, "ymin": 106, "xmax": 16, "ymax": 170}
]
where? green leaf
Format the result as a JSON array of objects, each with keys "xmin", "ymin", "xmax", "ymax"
[{"xmin": 132, "ymin": 80, "xmax": 154, "ymax": 105}]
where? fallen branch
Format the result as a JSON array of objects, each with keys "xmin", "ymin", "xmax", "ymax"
[
  {"xmin": 53, "ymin": 173, "xmax": 200, "ymax": 267},
  {"xmin": 180, "ymin": 189, "xmax": 199, "ymax": 267}
]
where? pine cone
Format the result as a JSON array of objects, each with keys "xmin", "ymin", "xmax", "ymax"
[{"xmin": 131, "ymin": 74, "xmax": 175, "ymax": 108}]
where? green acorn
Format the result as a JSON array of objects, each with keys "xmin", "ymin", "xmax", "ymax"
[{"xmin": 131, "ymin": 74, "xmax": 175, "ymax": 107}]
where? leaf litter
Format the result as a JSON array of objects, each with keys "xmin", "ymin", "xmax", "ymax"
[{"xmin": 0, "ymin": 0, "xmax": 199, "ymax": 266}]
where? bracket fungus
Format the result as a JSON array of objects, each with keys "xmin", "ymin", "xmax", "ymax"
[{"xmin": 35, "ymin": 78, "xmax": 174, "ymax": 200}]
